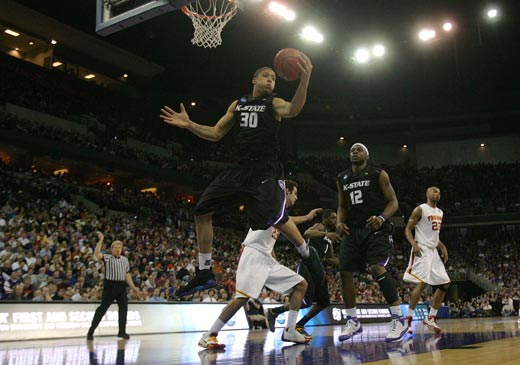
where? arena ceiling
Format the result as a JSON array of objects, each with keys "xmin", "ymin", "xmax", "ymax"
[{"xmin": 6, "ymin": 0, "xmax": 520, "ymax": 135}]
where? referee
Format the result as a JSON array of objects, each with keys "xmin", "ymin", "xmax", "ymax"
[{"xmin": 87, "ymin": 232, "xmax": 138, "ymax": 340}]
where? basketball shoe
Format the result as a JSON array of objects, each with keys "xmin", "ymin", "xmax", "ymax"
[
  {"xmin": 423, "ymin": 315, "xmax": 442, "ymax": 334},
  {"xmin": 176, "ymin": 268, "xmax": 216, "ymax": 297},
  {"xmin": 338, "ymin": 316, "xmax": 362, "ymax": 341},
  {"xmin": 385, "ymin": 315, "xmax": 408, "ymax": 342},
  {"xmin": 198, "ymin": 333, "xmax": 226, "ymax": 349},
  {"xmin": 282, "ymin": 328, "xmax": 310, "ymax": 344},
  {"xmin": 296, "ymin": 325, "xmax": 312, "ymax": 340}
]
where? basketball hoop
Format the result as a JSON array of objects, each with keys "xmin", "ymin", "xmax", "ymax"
[{"xmin": 182, "ymin": 0, "xmax": 238, "ymax": 48}]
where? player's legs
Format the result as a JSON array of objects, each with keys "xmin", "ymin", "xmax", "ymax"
[
  {"xmin": 199, "ymin": 297, "xmax": 248, "ymax": 349},
  {"xmin": 406, "ymin": 282, "xmax": 427, "ymax": 333},
  {"xmin": 282, "ymin": 278, "xmax": 310, "ymax": 344},
  {"xmin": 367, "ymin": 225, "xmax": 407, "ymax": 342},
  {"xmin": 338, "ymin": 233, "xmax": 364, "ymax": 341}
]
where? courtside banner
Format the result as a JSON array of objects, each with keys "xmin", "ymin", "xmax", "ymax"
[{"xmin": 0, "ymin": 303, "xmax": 415, "ymax": 341}]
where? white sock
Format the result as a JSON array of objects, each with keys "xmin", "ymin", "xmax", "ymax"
[
  {"xmin": 390, "ymin": 305, "xmax": 402, "ymax": 317},
  {"xmin": 286, "ymin": 310, "xmax": 298, "ymax": 330},
  {"xmin": 208, "ymin": 319, "xmax": 225, "ymax": 335},
  {"xmin": 347, "ymin": 307, "xmax": 358, "ymax": 318},
  {"xmin": 199, "ymin": 253, "xmax": 212, "ymax": 270},
  {"xmin": 406, "ymin": 308, "xmax": 414, "ymax": 318},
  {"xmin": 429, "ymin": 308, "xmax": 438, "ymax": 317}
]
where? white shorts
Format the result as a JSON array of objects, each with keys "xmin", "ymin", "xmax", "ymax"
[
  {"xmin": 235, "ymin": 246, "xmax": 304, "ymax": 298},
  {"xmin": 403, "ymin": 245, "xmax": 450, "ymax": 286}
]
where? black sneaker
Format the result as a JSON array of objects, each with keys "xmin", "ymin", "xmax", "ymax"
[
  {"xmin": 265, "ymin": 309, "xmax": 277, "ymax": 332},
  {"xmin": 117, "ymin": 332, "xmax": 130, "ymax": 339},
  {"xmin": 176, "ymin": 268, "xmax": 217, "ymax": 297}
]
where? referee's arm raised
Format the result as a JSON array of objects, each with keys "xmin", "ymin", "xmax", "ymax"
[{"xmin": 93, "ymin": 232, "xmax": 104, "ymax": 260}]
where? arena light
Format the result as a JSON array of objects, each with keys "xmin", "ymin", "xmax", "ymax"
[
  {"xmin": 486, "ymin": 8, "xmax": 498, "ymax": 19},
  {"xmin": 284, "ymin": 10, "xmax": 296, "ymax": 21},
  {"xmin": 442, "ymin": 22, "xmax": 453, "ymax": 32},
  {"xmin": 52, "ymin": 61, "xmax": 63, "ymax": 67},
  {"xmin": 300, "ymin": 25, "xmax": 324, "ymax": 43},
  {"xmin": 4, "ymin": 29, "xmax": 20, "ymax": 37},
  {"xmin": 84, "ymin": 74, "xmax": 96, "ymax": 79},
  {"xmin": 267, "ymin": 2, "xmax": 296, "ymax": 22},
  {"xmin": 353, "ymin": 48, "xmax": 370, "ymax": 64},
  {"xmin": 372, "ymin": 44, "xmax": 386, "ymax": 57},
  {"xmin": 418, "ymin": 28, "xmax": 436, "ymax": 42}
]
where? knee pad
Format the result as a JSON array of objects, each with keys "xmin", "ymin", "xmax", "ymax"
[{"xmin": 376, "ymin": 273, "xmax": 399, "ymax": 304}]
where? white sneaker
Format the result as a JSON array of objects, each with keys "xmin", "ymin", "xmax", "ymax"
[
  {"xmin": 423, "ymin": 315, "xmax": 442, "ymax": 334},
  {"xmin": 385, "ymin": 315, "xmax": 408, "ymax": 342},
  {"xmin": 282, "ymin": 328, "xmax": 309, "ymax": 344},
  {"xmin": 198, "ymin": 333, "xmax": 226, "ymax": 349},
  {"xmin": 338, "ymin": 316, "xmax": 363, "ymax": 341}
]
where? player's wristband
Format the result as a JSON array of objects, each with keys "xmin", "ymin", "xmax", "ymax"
[
  {"xmin": 377, "ymin": 214, "xmax": 387, "ymax": 222},
  {"xmin": 297, "ymin": 242, "xmax": 310, "ymax": 258}
]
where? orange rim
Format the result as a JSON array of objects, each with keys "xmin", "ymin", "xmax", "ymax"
[{"xmin": 182, "ymin": 0, "xmax": 237, "ymax": 20}]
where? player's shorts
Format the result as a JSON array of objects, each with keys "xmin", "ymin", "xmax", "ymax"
[
  {"xmin": 235, "ymin": 246, "xmax": 304, "ymax": 298},
  {"xmin": 403, "ymin": 245, "xmax": 450, "ymax": 285},
  {"xmin": 339, "ymin": 222, "xmax": 394, "ymax": 272},
  {"xmin": 194, "ymin": 160, "xmax": 288, "ymax": 230},
  {"xmin": 297, "ymin": 246, "xmax": 330, "ymax": 308}
]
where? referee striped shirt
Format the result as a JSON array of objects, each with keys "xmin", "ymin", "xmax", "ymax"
[{"xmin": 103, "ymin": 254, "xmax": 130, "ymax": 281}]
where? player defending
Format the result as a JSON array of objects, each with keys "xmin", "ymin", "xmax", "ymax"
[
  {"xmin": 336, "ymin": 143, "xmax": 408, "ymax": 343},
  {"xmin": 160, "ymin": 56, "xmax": 313, "ymax": 297},
  {"xmin": 198, "ymin": 181, "xmax": 319, "ymax": 348},
  {"xmin": 403, "ymin": 186, "xmax": 450, "ymax": 334},
  {"xmin": 266, "ymin": 209, "xmax": 340, "ymax": 337}
]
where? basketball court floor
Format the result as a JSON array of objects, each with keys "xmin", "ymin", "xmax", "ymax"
[{"xmin": 1, "ymin": 317, "xmax": 519, "ymax": 364}]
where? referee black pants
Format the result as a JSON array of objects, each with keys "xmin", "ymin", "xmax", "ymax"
[{"xmin": 89, "ymin": 280, "xmax": 128, "ymax": 334}]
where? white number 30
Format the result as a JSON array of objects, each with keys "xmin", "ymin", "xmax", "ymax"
[{"xmin": 240, "ymin": 112, "xmax": 258, "ymax": 128}]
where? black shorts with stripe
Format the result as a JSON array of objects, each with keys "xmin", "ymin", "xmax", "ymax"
[
  {"xmin": 194, "ymin": 160, "xmax": 288, "ymax": 230},
  {"xmin": 339, "ymin": 222, "xmax": 394, "ymax": 272}
]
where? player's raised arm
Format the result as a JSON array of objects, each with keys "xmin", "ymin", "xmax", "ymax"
[{"xmin": 161, "ymin": 100, "xmax": 237, "ymax": 142}]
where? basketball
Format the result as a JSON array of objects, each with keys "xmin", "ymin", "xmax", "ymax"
[{"xmin": 273, "ymin": 48, "xmax": 304, "ymax": 81}]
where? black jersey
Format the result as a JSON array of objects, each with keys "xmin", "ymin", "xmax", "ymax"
[
  {"xmin": 337, "ymin": 165, "xmax": 387, "ymax": 227},
  {"xmin": 232, "ymin": 94, "xmax": 280, "ymax": 162},
  {"xmin": 308, "ymin": 229, "xmax": 331, "ymax": 261}
]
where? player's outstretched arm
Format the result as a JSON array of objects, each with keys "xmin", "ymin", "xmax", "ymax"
[
  {"xmin": 273, "ymin": 54, "xmax": 312, "ymax": 119},
  {"xmin": 290, "ymin": 208, "xmax": 322, "ymax": 225},
  {"xmin": 161, "ymin": 101, "xmax": 237, "ymax": 142}
]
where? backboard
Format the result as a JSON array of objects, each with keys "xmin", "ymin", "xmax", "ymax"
[{"xmin": 96, "ymin": 0, "xmax": 194, "ymax": 36}]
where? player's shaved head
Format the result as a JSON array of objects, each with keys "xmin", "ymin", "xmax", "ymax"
[{"xmin": 253, "ymin": 67, "xmax": 275, "ymax": 79}]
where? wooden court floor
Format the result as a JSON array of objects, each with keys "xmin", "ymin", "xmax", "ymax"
[{"xmin": 0, "ymin": 317, "xmax": 518, "ymax": 364}]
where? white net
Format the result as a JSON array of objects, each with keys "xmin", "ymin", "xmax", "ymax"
[{"xmin": 182, "ymin": 0, "xmax": 238, "ymax": 48}]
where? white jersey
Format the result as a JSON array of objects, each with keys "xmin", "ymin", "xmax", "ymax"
[
  {"xmin": 242, "ymin": 227, "xmax": 280, "ymax": 253},
  {"xmin": 415, "ymin": 203, "xmax": 443, "ymax": 249}
]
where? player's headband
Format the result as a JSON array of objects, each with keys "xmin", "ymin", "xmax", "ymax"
[{"xmin": 351, "ymin": 143, "xmax": 369, "ymax": 156}]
